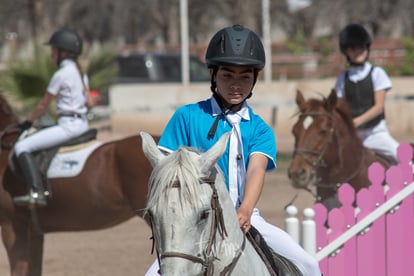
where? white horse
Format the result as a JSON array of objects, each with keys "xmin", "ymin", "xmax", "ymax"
[{"xmin": 141, "ymin": 131, "xmax": 271, "ymax": 275}]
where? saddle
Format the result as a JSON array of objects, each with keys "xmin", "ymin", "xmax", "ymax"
[
  {"xmin": 372, "ymin": 150, "xmax": 397, "ymax": 166},
  {"xmin": 246, "ymin": 226, "xmax": 303, "ymax": 276},
  {"xmin": 12, "ymin": 128, "xmax": 98, "ymax": 189}
]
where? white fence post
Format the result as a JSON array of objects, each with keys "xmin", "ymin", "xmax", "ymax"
[
  {"xmin": 301, "ymin": 208, "xmax": 316, "ymax": 256},
  {"xmin": 285, "ymin": 205, "xmax": 299, "ymax": 243}
]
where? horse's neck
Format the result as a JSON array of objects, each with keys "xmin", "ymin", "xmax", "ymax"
[
  {"xmin": 317, "ymin": 144, "xmax": 372, "ymax": 203},
  {"xmin": 214, "ymin": 185, "xmax": 245, "ymax": 258},
  {"xmin": 216, "ymin": 185, "xmax": 242, "ymax": 239},
  {"xmin": 330, "ymin": 139, "xmax": 366, "ymax": 178},
  {"xmin": 214, "ymin": 184, "xmax": 270, "ymax": 275}
]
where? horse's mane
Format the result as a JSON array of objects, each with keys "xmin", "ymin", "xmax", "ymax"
[
  {"xmin": 333, "ymin": 98, "xmax": 358, "ymax": 134},
  {"xmin": 145, "ymin": 147, "xmax": 214, "ymax": 214},
  {"xmin": 0, "ymin": 93, "xmax": 18, "ymax": 120}
]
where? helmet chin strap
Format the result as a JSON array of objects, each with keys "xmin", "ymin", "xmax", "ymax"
[
  {"xmin": 213, "ymin": 91, "xmax": 245, "ymax": 112},
  {"xmin": 56, "ymin": 49, "xmax": 77, "ymax": 66},
  {"xmin": 346, "ymin": 49, "xmax": 370, "ymax": 66},
  {"xmin": 207, "ymin": 91, "xmax": 250, "ymax": 139},
  {"xmin": 206, "ymin": 68, "xmax": 255, "ymax": 138},
  {"xmin": 57, "ymin": 49, "xmax": 63, "ymax": 65},
  {"xmin": 347, "ymin": 59, "xmax": 366, "ymax": 66}
]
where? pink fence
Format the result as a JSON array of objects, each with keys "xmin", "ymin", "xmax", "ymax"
[{"xmin": 286, "ymin": 142, "xmax": 414, "ymax": 276}]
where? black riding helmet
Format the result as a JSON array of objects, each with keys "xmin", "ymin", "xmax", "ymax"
[
  {"xmin": 205, "ymin": 24, "xmax": 265, "ymax": 69},
  {"xmin": 46, "ymin": 28, "xmax": 82, "ymax": 56},
  {"xmin": 205, "ymin": 24, "xmax": 265, "ymax": 96},
  {"xmin": 339, "ymin": 24, "xmax": 371, "ymax": 53}
]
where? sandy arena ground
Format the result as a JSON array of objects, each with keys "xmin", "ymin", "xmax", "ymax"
[{"xmin": 0, "ymin": 113, "xmax": 411, "ymax": 275}]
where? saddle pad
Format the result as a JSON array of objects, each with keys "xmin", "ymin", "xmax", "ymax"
[{"xmin": 47, "ymin": 141, "xmax": 102, "ymax": 178}]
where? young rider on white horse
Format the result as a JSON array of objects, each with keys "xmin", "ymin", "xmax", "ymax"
[{"xmin": 145, "ymin": 24, "xmax": 321, "ymax": 276}]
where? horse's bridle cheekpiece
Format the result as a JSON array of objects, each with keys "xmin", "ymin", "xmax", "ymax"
[{"xmin": 148, "ymin": 170, "xmax": 246, "ymax": 276}]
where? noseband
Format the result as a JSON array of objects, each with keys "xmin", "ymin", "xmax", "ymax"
[{"xmin": 149, "ymin": 171, "xmax": 246, "ymax": 275}]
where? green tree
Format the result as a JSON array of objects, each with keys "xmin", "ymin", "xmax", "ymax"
[
  {"xmin": 0, "ymin": 46, "xmax": 55, "ymax": 113},
  {"xmin": 399, "ymin": 37, "xmax": 414, "ymax": 76}
]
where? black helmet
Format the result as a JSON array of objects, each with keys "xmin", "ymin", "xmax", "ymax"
[
  {"xmin": 205, "ymin": 24, "xmax": 265, "ymax": 70},
  {"xmin": 46, "ymin": 28, "xmax": 82, "ymax": 55},
  {"xmin": 339, "ymin": 24, "xmax": 371, "ymax": 53}
]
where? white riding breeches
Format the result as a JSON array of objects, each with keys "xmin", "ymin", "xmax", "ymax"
[
  {"xmin": 357, "ymin": 120, "xmax": 399, "ymax": 162},
  {"xmin": 145, "ymin": 208, "xmax": 321, "ymax": 276},
  {"xmin": 250, "ymin": 208, "xmax": 321, "ymax": 276},
  {"xmin": 14, "ymin": 116, "xmax": 88, "ymax": 156}
]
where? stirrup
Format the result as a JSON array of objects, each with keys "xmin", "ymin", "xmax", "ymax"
[{"xmin": 13, "ymin": 192, "xmax": 47, "ymax": 207}]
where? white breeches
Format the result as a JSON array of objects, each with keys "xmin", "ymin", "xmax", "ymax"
[
  {"xmin": 358, "ymin": 120, "xmax": 399, "ymax": 161},
  {"xmin": 250, "ymin": 208, "xmax": 321, "ymax": 276},
  {"xmin": 14, "ymin": 116, "xmax": 88, "ymax": 156}
]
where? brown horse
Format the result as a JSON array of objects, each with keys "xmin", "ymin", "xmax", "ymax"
[
  {"xmin": 0, "ymin": 93, "xmax": 156, "ymax": 275},
  {"xmin": 287, "ymin": 89, "xmax": 392, "ymax": 208}
]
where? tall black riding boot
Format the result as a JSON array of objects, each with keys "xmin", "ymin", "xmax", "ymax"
[{"xmin": 13, "ymin": 152, "xmax": 47, "ymax": 206}]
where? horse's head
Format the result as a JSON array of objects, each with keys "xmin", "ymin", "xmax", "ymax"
[
  {"xmin": 288, "ymin": 89, "xmax": 358, "ymax": 197},
  {"xmin": 141, "ymin": 132, "xmax": 242, "ymax": 275}
]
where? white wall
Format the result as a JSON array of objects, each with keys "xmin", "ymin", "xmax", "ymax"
[{"xmin": 109, "ymin": 77, "xmax": 414, "ymax": 140}]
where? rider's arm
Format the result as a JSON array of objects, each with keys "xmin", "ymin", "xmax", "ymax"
[
  {"xmin": 237, "ymin": 153, "xmax": 268, "ymax": 233},
  {"xmin": 353, "ymin": 89, "xmax": 386, "ymax": 127},
  {"xmin": 27, "ymin": 92, "xmax": 54, "ymax": 122}
]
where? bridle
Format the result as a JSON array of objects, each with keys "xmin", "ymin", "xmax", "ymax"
[
  {"xmin": 292, "ymin": 111, "xmax": 337, "ymax": 171},
  {"xmin": 292, "ymin": 111, "xmax": 363, "ymax": 195},
  {"xmin": 148, "ymin": 170, "xmax": 246, "ymax": 276}
]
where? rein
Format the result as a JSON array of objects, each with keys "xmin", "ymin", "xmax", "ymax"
[{"xmin": 149, "ymin": 172, "xmax": 246, "ymax": 275}]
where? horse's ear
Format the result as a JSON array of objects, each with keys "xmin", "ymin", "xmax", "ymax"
[
  {"xmin": 295, "ymin": 90, "xmax": 306, "ymax": 112},
  {"xmin": 140, "ymin": 131, "xmax": 165, "ymax": 167},
  {"xmin": 200, "ymin": 132, "xmax": 231, "ymax": 170},
  {"xmin": 325, "ymin": 89, "xmax": 338, "ymax": 111}
]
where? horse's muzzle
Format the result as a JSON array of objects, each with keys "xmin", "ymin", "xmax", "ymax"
[{"xmin": 287, "ymin": 158, "xmax": 316, "ymax": 189}]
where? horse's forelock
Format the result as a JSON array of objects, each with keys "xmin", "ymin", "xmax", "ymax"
[
  {"xmin": 306, "ymin": 98, "xmax": 324, "ymax": 111},
  {"xmin": 145, "ymin": 147, "xmax": 208, "ymax": 214}
]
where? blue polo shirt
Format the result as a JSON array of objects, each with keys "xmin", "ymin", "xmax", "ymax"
[{"xmin": 158, "ymin": 97, "xmax": 276, "ymax": 190}]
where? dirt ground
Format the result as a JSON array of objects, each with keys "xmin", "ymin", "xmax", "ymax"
[{"xmin": 0, "ymin": 114, "xmax": 410, "ymax": 275}]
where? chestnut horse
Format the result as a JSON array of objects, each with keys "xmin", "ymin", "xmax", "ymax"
[
  {"xmin": 0, "ymin": 93, "xmax": 156, "ymax": 275},
  {"xmin": 287, "ymin": 89, "xmax": 393, "ymax": 208}
]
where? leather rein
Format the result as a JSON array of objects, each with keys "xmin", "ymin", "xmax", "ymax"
[{"xmin": 148, "ymin": 171, "xmax": 246, "ymax": 275}]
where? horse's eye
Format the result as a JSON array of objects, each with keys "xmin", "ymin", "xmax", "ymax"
[
  {"xmin": 199, "ymin": 210, "xmax": 210, "ymax": 221},
  {"xmin": 319, "ymin": 129, "xmax": 327, "ymax": 136}
]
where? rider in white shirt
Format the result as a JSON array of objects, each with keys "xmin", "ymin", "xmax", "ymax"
[
  {"xmin": 13, "ymin": 28, "xmax": 90, "ymax": 206},
  {"xmin": 334, "ymin": 23, "xmax": 399, "ymax": 162}
]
